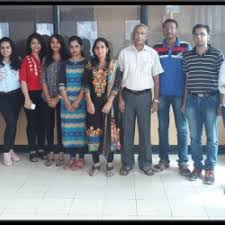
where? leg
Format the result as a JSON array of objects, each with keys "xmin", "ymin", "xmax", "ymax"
[{"xmin": 89, "ymin": 151, "xmax": 101, "ymax": 176}]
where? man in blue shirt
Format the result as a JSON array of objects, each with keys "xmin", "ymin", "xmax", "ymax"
[{"xmin": 153, "ymin": 19, "xmax": 192, "ymax": 176}]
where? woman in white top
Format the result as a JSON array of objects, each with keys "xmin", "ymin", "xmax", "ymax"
[
  {"xmin": 218, "ymin": 61, "xmax": 225, "ymax": 126},
  {"xmin": 0, "ymin": 37, "xmax": 23, "ymax": 166}
]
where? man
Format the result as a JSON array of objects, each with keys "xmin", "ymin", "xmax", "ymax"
[
  {"xmin": 153, "ymin": 19, "xmax": 192, "ymax": 176},
  {"xmin": 118, "ymin": 24, "xmax": 164, "ymax": 176},
  {"xmin": 182, "ymin": 24, "xmax": 224, "ymax": 185}
]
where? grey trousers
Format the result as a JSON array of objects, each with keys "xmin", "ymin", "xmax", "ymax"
[{"xmin": 120, "ymin": 89, "xmax": 152, "ymax": 169}]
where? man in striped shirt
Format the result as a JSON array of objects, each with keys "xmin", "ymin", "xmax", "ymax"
[
  {"xmin": 182, "ymin": 24, "xmax": 224, "ymax": 185},
  {"xmin": 153, "ymin": 19, "xmax": 192, "ymax": 177}
]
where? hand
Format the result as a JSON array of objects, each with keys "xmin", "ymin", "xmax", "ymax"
[
  {"xmin": 48, "ymin": 97, "xmax": 58, "ymax": 108},
  {"xmin": 65, "ymin": 100, "xmax": 74, "ymax": 112},
  {"xmin": 87, "ymin": 101, "xmax": 95, "ymax": 115},
  {"xmin": 151, "ymin": 101, "xmax": 159, "ymax": 113},
  {"xmin": 181, "ymin": 104, "xmax": 186, "ymax": 114},
  {"xmin": 218, "ymin": 105, "xmax": 222, "ymax": 116},
  {"xmin": 72, "ymin": 100, "xmax": 79, "ymax": 110},
  {"xmin": 119, "ymin": 96, "xmax": 125, "ymax": 113},
  {"xmin": 24, "ymin": 98, "xmax": 33, "ymax": 109},
  {"xmin": 102, "ymin": 100, "xmax": 113, "ymax": 114}
]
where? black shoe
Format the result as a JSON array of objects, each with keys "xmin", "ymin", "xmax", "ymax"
[
  {"xmin": 89, "ymin": 165, "xmax": 101, "ymax": 176},
  {"xmin": 203, "ymin": 170, "xmax": 215, "ymax": 185},
  {"xmin": 188, "ymin": 168, "xmax": 202, "ymax": 181},
  {"xmin": 30, "ymin": 152, "xmax": 39, "ymax": 162},
  {"xmin": 141, "ymin": 166, "xmax": 155, "ymax": 176},
  {"xmin": 37, "ymin": 150, "xmax": 47, "ymax": 160},
  {"xmin": 153, "ymin": 160, "xmax": 170, "ymax": 173},
  {"xmin": 179, "ymin": 165, "xmax": 191, "ymax": 177}
]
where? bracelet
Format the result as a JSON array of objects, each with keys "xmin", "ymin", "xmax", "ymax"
[{"xmin": 153, "ymin": 98, "xmax": 160, "ymax": 104}]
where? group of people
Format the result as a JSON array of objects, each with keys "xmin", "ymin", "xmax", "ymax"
[{"xmin": 0, "ymin": 19, "xmax": 225, "ymax": 184}]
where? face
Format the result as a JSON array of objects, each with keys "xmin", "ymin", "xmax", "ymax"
[
  {"xmin": 30, "ymin": 38, "xmax": 41, "ymax": 54},
  {"xmin": 133, "ymin": 26, "xmax": 148, "ymax": 46},
  {"xmin": 0, "ymin": 41, "xmax": 12, "ymax": 58},
  {"xmin": 69, "ymin": 40, "xmax": 82, "ymax": 57},
  {"xmin": 163, "ymin": 22, "xmax": 177, "ymax": 40},
  {"xmin": 50, "ymin": 37, "xmax": 61, "ymax": 53},
  {"xmin": 94, "ymin": 41, "xmax": 108, "ymax": 60},
  {"xmin": 193, "ymin": 27, "xmax": 209, "ymax": 47}
]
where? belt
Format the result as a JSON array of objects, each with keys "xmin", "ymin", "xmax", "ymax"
[
  {"xmin": 0, "ymin": 88, "xmax": 21, "ymax": 96},
  {"xmin": 123, "ymin": 87, "xmax": 151, "ymax": 95},
  {"xmin": 189, "ymin": 92, "xmax": 218, "ymax": 97}
]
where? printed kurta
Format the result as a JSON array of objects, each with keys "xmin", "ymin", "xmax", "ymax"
[{"xmin": 58, "ymin": 58, "xmax": 87, "ymax": 148}]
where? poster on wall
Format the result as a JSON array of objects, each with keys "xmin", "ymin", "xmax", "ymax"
[
  {"xmin": 0, "ymin": 23, "xmax": 9, "ymax": 39},
  {"xmin": 77, "ymin": 21, "xmax": 98, "ymax": 55},
  {"xmin": 36, "ymin": 23, "xmax": 53, "ymax": 36},
  {"xmin": 125, "ymin": 20, "xmax": 140, "ymax": 41}
]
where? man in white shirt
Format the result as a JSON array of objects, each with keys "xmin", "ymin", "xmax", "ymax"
[
  {"xmin": 118, "ymin": 23, "xmax": 164, "ymax": 176},
  {"xmin": 219, "ymin": 61, "xmax": 225, "ymax": 126}
]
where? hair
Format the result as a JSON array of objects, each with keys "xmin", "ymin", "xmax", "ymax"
[
  {"xmin": 68, "ymin": 35, "xmax": 85, "ymax": 57},
  {"xmin": 45, "ymin": 34, "xmax": 69, "ymax": 67},
  {"xmin": 131, "ymin": 23, "xmax": 148, "ymax": 42},
  {"xmin": 162, "ymin": 18, "xmax": 178, "ymax": 28},
  {"xmin": 0, "ymin": 37, "xmax": 21, "ymax": 70},
  {"xmin": 91, "ymin": 37, "xmax": 111, "ymax": 69},
  {"xmin": 192, "ymin": 24, "xmax": 210, "ymax": 35},
  {"xmin": 26, "ymin": 32, "xmax": 46, "ymax": 62}
]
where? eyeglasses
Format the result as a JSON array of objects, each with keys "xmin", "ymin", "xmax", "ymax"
[{"xmin": 193, "ymin": 32, "xmax": 207, "ymax": 37}]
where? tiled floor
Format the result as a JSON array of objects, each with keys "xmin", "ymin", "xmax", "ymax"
[{"xmin": 0, "ymin": 153, "xmax": 225, "ymax": 220}]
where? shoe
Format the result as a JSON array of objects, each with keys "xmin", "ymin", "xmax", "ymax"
[
  {"xmin": 120, "ymin": 166, "xmax": 132, "ymax": 176},
  {"xmin": 55, "ymin": 158, "xmax": 64, "ymax": 167},
  {"xmin": 106, "ymin": 164, "xmax": 114, "ymax": 177},
  {"xmin": 45, "ymin": 158, "xmax": 54, "ymax": 167},
  {"xmin": 153, "ymin": 160, "xmax": 170, "ymax": 172},
  {"xmin": 3, "ymin": 152, "xmax": 13, "ymax": 166},
  {"xmin": 203, "ymin": 170, "xmax": 215, "ymax": 185},
  {"xmin": 29, "ymin": 152, "xmax": 39, "ymax": 162},
  {"xmin": 141, "ymin": 166, "xmax": 155, "ymax": 176},
  {"xmin": 9, "ymin": 149, "xmax": 20, "ymax": 162},
  {"xmin": 63, "ymin": 158, "xmax": 75, "ymax": 170},
  {"xmin": 37, "ymin": 150, "xmax": 47, "ymax": 160},
  {"xmin": 71, "ymin": 159, "xmax": 85, "ymax": 171},
  {"xmin": 179, "ymin": 165, "xmax": 191, "ymax": 177},
  {"xmin": 188, "ymin": 168, "xmax": 202, "ymax": 181},
  {"xmin": 89, "ymin": 165, "xmax": 101, "ymax": 176}
]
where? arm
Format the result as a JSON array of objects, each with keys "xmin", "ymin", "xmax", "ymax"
[
  {"xmin": 151, "ymin": 75, "xmax": 159, "ymax": 113},
  {"xmin": 21, "ymin": 81, "xmax": 33, "ymax": 109},
  {"xmin": 181, "ymin": 73, "xmax": 188, "ymax": 113}
]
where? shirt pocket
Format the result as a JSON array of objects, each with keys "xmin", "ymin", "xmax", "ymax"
[{"xmin": 141, "ymin": 59, "xmax": 152, "ymax": 75}]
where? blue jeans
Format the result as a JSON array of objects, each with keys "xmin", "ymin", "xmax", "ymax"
[
  {"xmin": 158, "ymin": 96, "xmax": 188, "ymax": 167},
  {"xmin": 185, "ymin": 94, "xmax": 219, "ymax": 171}
]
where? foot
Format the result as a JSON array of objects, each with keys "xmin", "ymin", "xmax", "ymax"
[
  {"xmin": 29, "ymin": 152, "xmax": 39, "ymax": 162},
  {"xmin": 153, "ymin": 160, "xmax": 170, "ymax": 172},
  {"xmin": 141, "ymin": 166, "xmax": 155, "ymax": 176},
  {"xmin": 37, "ymin": 149, "xmax": 47, "ymax": 160},
  {"xmin": 55, "ymin": 158, "xmax": 64, "ymax": 167},
  {"xmin": 63, "ymin": 158, "xmax": 74, "ymax": 170},
  {"xmin": 188, "ymin": 168, "xmax": 203, "ymax": 181},
  {"xmin": 45, "ymin": 158, "xmax": 54, "ymax": 167},
  {"xmin": 71, "ymin": 159, "xmax": 85, "ymax": 171},
  {"xmin": 106, "ymin": 164, "xmax": 114, "ymax": 177},
  {"xmin": 89, "ymin": 165, "xmax": 101, "ymax": 176},
  {"xmin": 203, "ymin": 170, "xmax": 215, "ymax": 185},
  {"xmin": 9, "ymin": 149, "xmax": 20, "ymax": 162},
  {"xmin": 120, "ymin": 166, "xmax": 132, "ymax": 176},
  {"xmin": 3, "ymin": 152, "xmax": 13, "ymax": 166},
  {"xmin": 179, "ymin": 165, "xmax": 191, "ymax": 177}
]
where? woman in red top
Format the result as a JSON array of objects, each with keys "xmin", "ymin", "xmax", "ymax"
[{"xmin": 20, "ymin": 33, "xmax": 46, "ymax": 162}]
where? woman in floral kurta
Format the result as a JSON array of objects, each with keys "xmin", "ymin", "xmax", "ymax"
[{"xmin": 83, "ymin": 37, "xmax": 122, "ymax": 177}]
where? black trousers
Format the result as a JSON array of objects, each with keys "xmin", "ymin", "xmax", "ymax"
[
  {"xmin": 24, "ymin": 91, "xmax": 45, "ymax": 152},
  {"xmin": 92, "ymin": 151, "xmax": 114, "ymax": 164},
  {"xmin": 0, "ymin": 89, "xmax": 23, "ymax": 153}
]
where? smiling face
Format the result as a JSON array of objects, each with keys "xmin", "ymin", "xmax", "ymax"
[
  {"xmin": 94, "ymin": 41, "xmax": 108, "ymax": 61},
  {"xmin": 0, "ymin": 41, "xmax": 12, "ymax": 59},
  {"xmin": 163, "ymin": 21, "xmax": 177, "ymax": 41},
  {"xmin": 50, "ymin": 37, "xmax": 61, "ymax": 53},
  {"xmin": 30, "ymin": 38, "xmax": 41, "ymax": 54},
  {"xmin": 69, "ymin": 40, "xmax": 82, "ymax": 58}
]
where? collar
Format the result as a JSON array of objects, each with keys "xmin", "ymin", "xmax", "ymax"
[
  {"xmin": 163, "ymin": 37, "xmax": 180, "ymax": 48},
  {"xmin": 193, "ymin": 44, "xmax": 212, "ymax": 55},
  {"xmin": 132, "ymin": 44, "xmax": 148, "ymax": 52}
]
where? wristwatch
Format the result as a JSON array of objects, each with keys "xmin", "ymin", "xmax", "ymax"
[{"xmin": 153, "ymin": 98, "xmax": 160, "ymax": 104}]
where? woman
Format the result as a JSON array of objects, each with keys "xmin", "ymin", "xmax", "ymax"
[
  {"xmin": 0, "ymin": 37, "xmax": 22, "ymax": 166},
  {"xmin": 41, "ymin": 34, "xmax": 69, "ymax": 167},
  {"xmin": 19, "ymin": 32, "xmax": 46, "ymax": 162},
  {"xmin": 83, "ymin": 37, "xmax": 122, "ymax": 177},
  {"xmin": 58, "ymin": 35, "xmax": 87, "ymax": 171}
]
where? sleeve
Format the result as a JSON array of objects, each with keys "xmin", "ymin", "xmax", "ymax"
[
  {"xmin": 218, "ymin": 61, "xmax": 225, "ymax": 94},
  {"xmin": 151, "ymin": 51, "xmax": 164, "ymax": 77},
  {"xmin": 82, "ymin": 62, "xmax": 92, "ymax": 94},
  {"xmin": 19, "ymin": 57, "xmax": 28, "ymax": 82},
  {"xmin": 58, "ymin": 62, "xmax": 66, "ymax": 91},
  {"xmin": 216, "ymin": 51, "xmax": 225, "ymax": 73},
  {"xmin": 182, "ymin": 54, "xmax": 189, "ymax": 73},
  {"xmin": 110, "ymin": 65, "xmax": 123, "ymax": 96},
  {"xmin": 41, "ymin": 58, "xmax": 47, "ymax": 85},
  {"xmin": 118, "ymin": 50, "xmax": 124, "ymax": 72},
  {"xmin": 187, "ymin": 43, "xmax": 192, "ymax": 52}
]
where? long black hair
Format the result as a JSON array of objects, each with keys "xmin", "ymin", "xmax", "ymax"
[
  {"xmin": 45, "ymin": 34, "xmax": 69, "ymax": 67},
  {"xmin": 26, "ymin": 32, "xmax": 46, "ymax": 62},
  {"xmin": 68, "ymin": 35, "xmax": 85, "ymax": 57},
  {"xmin": 0, "ymin": 37, "xmax": 20, "ymax": 70},
  {"xmin": 91, "ymin": 37, "xmax": 111, "ymax": 69}
]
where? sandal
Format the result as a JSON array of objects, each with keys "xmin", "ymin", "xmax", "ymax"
[
  {"xmin": 29, "ymin": 152, "xmax": 39, "ymax": 162},
  {"xmin": 142, "ymin": 166, "xmax": 155, "ymax": 176},
  {"xmin": 89, "ymin": 165, "xmax": 101, "ymax": 176},
  {"xmin": 63, "ymin": 158, "xmax": 75, "ymax": 170},
  {"xmin": 120, "ymin": 166, "xmax": 132, "ymax": 176},
  {"xmin": 55, "ymin": 158, "xmax": 64, "ymax": 167},
  {"xmin": 45, "ymin": 158, "xmax": 54, "ymax": 167},
  {"xmin": 106, "ymin": 164, "xmax": 114, "ymax": 177}
]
